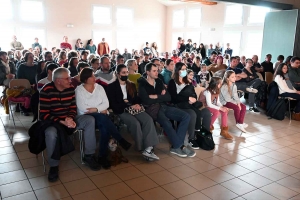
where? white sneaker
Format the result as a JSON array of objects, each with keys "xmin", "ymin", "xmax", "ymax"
[
  {"xmin": 243, "ymin": 123, "xmax": 248, "ymax": 128},
  {"xmin": 142, "ymin": 149, "xmax": 160, "ymax": 160},
  {"xmin": 246, "ymin": 87, "xmax": 258, "ymax": 93},
  {"xmin": 236, "ymin": 123, "xmax": 247, "ymax": 133}
]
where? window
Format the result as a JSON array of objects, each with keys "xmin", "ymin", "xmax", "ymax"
[
  {"xmin": 187, "ymin": 8, "xmax": 201, "ymax": 28},
  {"xmin": 185, "ymin": 32, "xmax": 201, "ymax": 46},
  {"xmin": 20, "ymin": 0, "xmax": 44, "ymax": 22},
  {"xmin": 248, "ymin": 6, "xmax": 270, "ymax": 24},
  {"xmin": 172, "ymin": 32, "xmax": 184, "ymax": 50},
  {"xmin": 0, "ymin": 28, "xmax": 15, "ymax": 51},
  {"xmin": 93, "ymin": 6, "xmax": 112, "ymax": 24},
  {"xmin": 93, "ymin": 31, "xmax": 113, "ymax": 48},
  {"xmin": 0, "ymin": 0, "xmax": 13, "ymax": 20},
  {"xmin": 116, "ymin": 31, "xmax": 135, "ymax": 52},
  {"xmin": 173, "ymin": 9, "xmax": 185, "ymax": 28},
  {"xmin": 223, "ymin": 31, "xmax": 242, "ymax": 55},
  {"xmin": 244, "ymin": 32, "xmax": 263, "ymax": 58},
  {"xmin": 19, "ymin": 28, "xmax": 46, "ymax": 49},
  {"xmin": 224, "ymin": 5, "xmax": 243, "ymax": 25},
  {"xmin": 116, "ymin": 8, "xmax": 134, "ymax": 27}
]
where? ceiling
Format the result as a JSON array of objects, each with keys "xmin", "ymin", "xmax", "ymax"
[{"xmin": 156, "ymin": 0, "xmax": 187, "ymax": 6}]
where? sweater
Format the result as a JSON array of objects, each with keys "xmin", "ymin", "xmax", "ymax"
[
  {"xmin": 274, "ymin": 75, "xmax": 297, "ymax": 94},
  {"xmin": 204, "ymin": 90, "xmax": 222, "ymax": 110},
  {"xmin": 10, "ymin": 41, "xmax": 24, "ymax": 50},
  {"xmin": 288, "ymin": 66, "xmax": 300, "ymax": 89},
  {"xmin": 85, "ymin": 45, "xmax": 97, "ymax": 54},
  {"xmin": 32, "ymin": 43, "xmax": 42, "ymax": 50},
  {"xmin": 39, "ymin": 82, "xmax": 77, "ymax": 121},
  {"xmin": 37, "ymin": 77, "xmax": 50, "ymax": 92},
  {"xmin": 60, "ymin": 42, "xmax": 72, "ymax": 50},
  {"xmin": 95, "ymin": 70, "xmax": 116, "ymax": 84},
  {"xmin": 97, "ymin": 42, "xmax": 110, "ymax": 56},
  {"xmin": 128, "ymin": 73, "xmax": 141, "ymax": 90},
  {"xmin": 16, "ymin": 63, "xmax": 38, "ymax": 84},
  {"xmin": 75, "ymin": 83, "xmax": 109, "ymax": 115},
  {"xmin": 220, "ymin": 84, "xmax": 240, "ymax": 105}
]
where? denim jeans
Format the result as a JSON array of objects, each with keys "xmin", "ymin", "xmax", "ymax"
[
  {"xmin": 88, "ymin": 113, "xmax": 122, "ymax": 157},
  {"xmin": 156, "ymin": 105, "xmax": 190, "ymax": 149},
  {"xmin": 236, "ymin": 79, "xmax": 261, "ymax": 107}
]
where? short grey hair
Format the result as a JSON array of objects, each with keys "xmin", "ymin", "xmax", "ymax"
[
  {"xmin": 52, "ymin": 67, "xmax": 70, "ymax": 82},
  {"xmin": 125, "ymin": 59, "xmax": 136, "ymax": 68}
]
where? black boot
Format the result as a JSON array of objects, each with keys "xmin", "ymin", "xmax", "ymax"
[
  {"xmin": 48, "ymin": 166, "xmax": 59, "ymax": 182},
  {"xmin": 98, "ymin": 156, "xmax": 111, "ymax": 169},
  {"xmin": 83, "ymin": 154, "xmax": 101, "ymax": 171},
  {"xmin": 119, "ymin": 138, "xmax": 131, "ymax": 151}
]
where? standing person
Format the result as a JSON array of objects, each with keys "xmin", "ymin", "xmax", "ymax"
[
  {"xmin": 203, "ymin": 77, "xmax": 233, "ymax": 140},
  {"xmin": 143, "ymin": 42, "xmax": 151, "ymax": 54},
  {"xmin": 178, "ymin": 39, "xmax": 186, "ymax": 56},
  {"xmin": 177, "ymin": 37, "xmax": 182, "ymax": 53},
  {"xmin": 97, "ymin": 38, "xmax": 110, "ymax": 56},
  {"xmin": 168, "ymin": 63, "xmax": 212, "ymax": 149},
  {"xmin": 215, "ymin": 42, "xmax": 222, "ymax": 54},
  {"xmin": 191, "ymin": 43, "xmax": 197, "ymax": 53},
  {"xmin": 107, "ymin": 64, "xmax": 159, "ymax": 160},
  {"xmin": 10, "ymin": 35, "xmax": 24, "ymax": 51},
  {"xmin": 75, "ymin": 39, "xmax": 84, "ymax": 50},
  {"xmin": 85, "ymin": 39, "xmax": 97, "ymax": 54},
  {"xmin": 32, "ymin": 37, "xmax": 42, "ymax": 50},
  {"xmin": 207, "ymin": 44, "xmax": 215, "ymax": 57},
  {"xmin": 197, "ymin": 43, "xmax": 206, "ymax": 60},
  {"xmin": 138, "ymin": 63, "xmax": 194, "ymax": 157},
  {"xmin": 185, "ymin": 39, "xmax": 193, "ymax": 52},
  {"xmin": 126, "ymin": 59, "xmax": 141, "ymax": 89},
  {"xmin": 220, "ymin": 70, "xmax": 247, "ymax": 133},
  {"xmin": 151, "ymin": 42, "xmax": 158, "ymax": 58},
  {"xmin": 224, "ymin": 43, "xmax": 233, "ymax": 57},
  {"xmin": 60, "ymin": 36, "xmax": 72, "ymax": 50},
  {"xmin": 76, "ymin": 68, "xmax": 132, "ymax": 169},
  {"xmin": 161, "ymin": 59, "xmax": 175, "ymax": 85}
]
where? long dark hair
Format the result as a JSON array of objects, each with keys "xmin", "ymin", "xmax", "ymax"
[
  {"xmin": 275, "ymin": 63, "xmax": 288, "ymax": 80},
  {"xmin": 68, "ymin": 57, "xmax": 78, "ymax": 68},
  {"xmin": 115, "ymin": 64, "xmax": 136, "ymax": 98},
  {"xmin": 87, "ymin": 39, "xmax": 92, "ymax": 45},
  {"xmin": 172, "ymin": 62, "xmax": 189, "ymax": 85},
  {"xmin": 207, "ymin": 77, "xmax": 222, "ymax": 94}
]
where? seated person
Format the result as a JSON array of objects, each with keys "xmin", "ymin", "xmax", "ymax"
[
  {"xmin": 107, "ymin": 64, "xmax": 159, "ymax": 160},
  {"xmin": 75, "ymin": 68, "xmax": 132, "ymax": 168},
  {"xmin": 17, "ymin": 52, "xmax": 38, "ymax": 85},
  {"xmin": 261, "ymin": 54, "xmax": 274, "ymax": 78},
  {"xmin": 63, "ymin": 50, "xmax": 78, "ymax": 68},
  {"xmin": 138, "ymin": 53, "xmax": 150, "ymax": 75},
  {"xmin": 203, "ymin": 51, "xmax": 217, "ymax": 66},
  {"xmin": 126, "ymin": 59, "xmax": 141, "ymax": 89},
  {"xmin": 150, "ymin": 58, "xmax": 164, "ymax": 81},
  {"xmin": 288, "ymin": 57, "xmax": 300, "ymax": 91},
  {"xmin": 95, "ymin": 56, "xmax": 116, "ymax": 84},
  {"xmin": 236, "ymin": 58, "xmax": 261, "ymax": 112},
  {"xmin": 275, "ymin": 63, "xmax": 300, "ymax": 120},
  {"xmin": 39, "ymin": 68, "xmax": 100, "ymax": 182},
  {"xmin": 68, "ymin": 57, "xmax": 79, "ymax": 77},
  {"xmin": 38, "ymin": 63, "xmax": 59, "ymax": 91},
  {"xmin": 90, "ymin": 57, "xmax": 100, "ymax": 73},
  {"xmin": 58, "ymin": 51, "xmax": 68, "ymax": 66},
  {"xmin": 170, "ymin": 51, "xmax": 181, "ymax": 64},
  {"xmin": 191, "ymin": 56, "xmax": 202, "ymax": 74},
  {"xmin": 273, "ymin": 55, "xmax": 284, "ymax": 73},
  {"xmin": 251, "ymin": 55, "xmax": 263, "ymax": 76},
  {"xmin": 80, "ymin": 50, "xmax": 89, "ymax": 63},
  {"xmin": 208, "ymin": 55, "xmax": 227, "ymax": 73},
  {"xmin": 198, "ymin": 64, "xmax": 210, "ymax": 87},
  {"xmin": 138, "ymin": 63, "xmax": 194, "ymax": 158},
  {"xmin": 160, "ymin": 59, "xmax": 174, "ymax": 85},
  {"xmin": 71, "ymin": 62, "xmax": 90, "ymax": 88},
  {"xmin": 168, "ymin": 63, "xmax": 211, "ymax": 149},
  {"xmin": 36, "ymin": 60, "xmax": 46, "ymax": 82},
  {"xmin": 0, "ymin": 51, "xmax": 16, "ymax": 86}
]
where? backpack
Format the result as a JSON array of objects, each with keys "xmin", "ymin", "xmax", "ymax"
[
  {"xmin": 196, "ymin": 128, "xmax": 215, "ymax": 151},
  {"xmin": 267, "ymin": 98, "xmax": 287, "ymax": 120},
  {"xmin": 266, "ymin": 81, "xmax": 279, "ymax": 112},
  {"xmin": 255, "ymin": 81, "xmax": 268, "ymax": 109}
]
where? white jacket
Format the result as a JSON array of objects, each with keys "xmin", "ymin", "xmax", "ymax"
[{"xmin": 274, "ymin": 75, "xmax": 297, "ymax": 94}]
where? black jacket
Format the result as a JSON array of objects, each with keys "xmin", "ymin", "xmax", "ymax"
[
  {"xmin": 0, "ymin": 61, "xmax": 16, "ymax": 85},
  {"xmin": 138, "ymin": 77, "xmax": 171, "ymax": 106},
  {"xmin": 28, "ymin": 120, "xmax": 75, "ymax": 160},
  {"xmin": 107, "ymin": 79, "xmax": 141, "ymax": 114},
  {"xmin": 138, "ymin": 60, "xmax": 150, "ymax": 74}
]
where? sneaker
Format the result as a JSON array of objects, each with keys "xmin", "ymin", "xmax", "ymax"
[
  {"xmin": 243, "ymin": 123, "xmax": 248, "ymax": 128},
  {"xmin": 236, "ymin": 123, "xmax": 247, "ymax": 133},
  {"xmin": 170, "ymin": 147, "xmax": 187, "ymax": 157},
  {"xmin": 249, "ymin": 107, "xmax": 260, "ymax": 113},
  {"xmin": 182, "ymin": 146, "xmax": 196, "ymax": 157},
  {"xmin": 119, "ymin": 138, "xmax": 132, "ymax": 151},
  {"xmin": 83, "ymin": 154, "xmax": 101, "ymax": 171},
  {"xmin": 188, "ymin": 139, "xmax": 200, "ymax": 150},
  {"xmin": 142, "ymin": 148, "xmax": 160, "ymax": 160},
  {"xmin": 48, "ymin": 166, "xmax": 59, "ymax": 182},
  {"xmin": 98, "ymin": 156, "xmax": 111, "ymax": 169},
  {"xmin": 246, "ymin": 87, "xmax": 258, "ymax": 93}
]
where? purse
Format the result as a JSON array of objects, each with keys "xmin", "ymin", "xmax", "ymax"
[
  {"xmin": 195, "ymin": 128, "xmax": 215, "ymax": 151},
  {"xmin": 124, "ymin": 105, "xmax": 145, "ymax": 115},
  {"xmin": 145, "ymin": 103, "xmax": 161, "ymax": 120}
]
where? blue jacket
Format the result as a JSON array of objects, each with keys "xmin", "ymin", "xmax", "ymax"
[{"xmin": 160, "ymin": 68, "xmax": 172, "ymax": 85}]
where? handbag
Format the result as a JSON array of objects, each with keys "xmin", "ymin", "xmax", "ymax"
[
  {"xmin": 145, "ymin": 103, "xmax": 161, "ymax": 120},
  {"xmin": 195, "ymin": 128, "xmax": 215, "ymax": 151},
  {"xmin": 124, "ymin": 105, "xmax": 145, "ymax": 115}
]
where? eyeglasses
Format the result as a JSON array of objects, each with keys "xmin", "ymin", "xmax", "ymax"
[{"xmin": 58, "ymin": 77, "xmax": 71, "ymax": 81}]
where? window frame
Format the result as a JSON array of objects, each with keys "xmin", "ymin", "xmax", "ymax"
[{"xmin": 92, "ymin": 5, "xmax": 112, "ymax": 25}]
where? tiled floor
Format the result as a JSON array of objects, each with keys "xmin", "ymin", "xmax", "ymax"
[{"xmin": 1, "ymin": 105, "xmax": 300, "ymax": 200}]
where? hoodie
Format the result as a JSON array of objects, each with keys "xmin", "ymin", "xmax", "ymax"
[{"xmin": 160, "ymin": 68, "xmax": 173, "ymax": 85}]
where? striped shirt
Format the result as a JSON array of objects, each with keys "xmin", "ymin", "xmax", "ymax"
[{"xmin": 39, "ymin": 81, "xmax": 77, "ymax": 122}]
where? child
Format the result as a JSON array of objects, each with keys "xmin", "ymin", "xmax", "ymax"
[
  {"xmin": 220, "ymin": 70, "xmax": 247, "ymax": 132},
  {"xmin": 198, "ymin": 64, "xmax": 209, "ymax": 87},
  {"xmin": 204, "ymin": 77, "xmax": 233, "ymax": 140}
]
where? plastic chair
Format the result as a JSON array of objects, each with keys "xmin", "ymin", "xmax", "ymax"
[
  {"xmin": 8, "ymin": 79, "xmax": 31, "ymax": 128},
  {"xmin": 265, "ymin": 72, "xmax": 273, "ymax": 85}
]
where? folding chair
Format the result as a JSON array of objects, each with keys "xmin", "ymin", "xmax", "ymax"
[
  {"xmin": 8, "ymin": 79, "xmax": 31, "ymax": 128},
  {"xmin": 265, "ymin": 72, "xmax": 273, "ymax": 85}
]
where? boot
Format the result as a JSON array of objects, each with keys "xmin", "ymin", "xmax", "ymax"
[
  {"xmin": 220, "ymin": 126, "xmax": 233, "ymax": 140},
  {"xmin": 292, "ymin": 112, "xmax": 300, "ymax": 121}
]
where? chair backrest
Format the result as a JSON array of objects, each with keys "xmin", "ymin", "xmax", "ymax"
[
  {"xmin": 9, "ymin": 79, "xmax": 31, "ymax": 89},
  {"xmin": 265, "ymin": 72, "xmax": 273, "ymax": 85},
  {"xmin": 256, "ymin": 72, "xmax": 263, "ymax": 81},
  {"xmin": 194, "ymin": 85, "xmax": 205, "ymax": 99}
]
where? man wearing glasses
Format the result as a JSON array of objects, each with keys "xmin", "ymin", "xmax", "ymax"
[{"xmin": 39, "ymin": 67, "xmax": 100, "ymax": 182}]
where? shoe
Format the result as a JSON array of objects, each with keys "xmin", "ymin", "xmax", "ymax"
[
  {"xmin": 170, "ymin": 147, "xmax": 187, "ymax": 157},
  {"xmin": 188, "ymin": 139, "xmax": 200, "ymax": 150},
  {"xmin": 48, "ymin": 166, "xmax": 59, "ymax": 182},
  {"xmin": 83, "ymin": 154, "xmax": 101, "ymax": 171},
  {"xmin": 236, "ymin": 123, "xmax": 247, "ymax": 133},
  {"xmin": 119, "ymin": 138, "xmax": 132, "ymax": 151},
  {"xmin": 98, "ymin": 156, "xmax": 111, "ymax": 169},
  {"xmin": 246, "ymin": 87, "xmax": 258, "ymax": 93},
  {"xmin": 182, "ymin": 146, "xmax": 196, "ymax": 157},
  {"xmin": 15, "ymin": 104, "xmax": 20, "ymax": 112},
  {"xmin": 243, "ymin": 123, "xmax": 248, "ymax": 128},
  {"xmin": 142, "ymin": 148, "xmax": 160, "ymax": 160},
  {"xmin": 249, "ymin": 107, "xmax": 260, "ymax": 113},
  {"xmin": 220, "ymin": 126, "xmax": 233, "ymax": 140}
]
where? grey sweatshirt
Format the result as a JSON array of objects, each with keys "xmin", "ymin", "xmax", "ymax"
[{"xmin": 220, "ymin": 84, "xmax": 240, "ymax": 105}]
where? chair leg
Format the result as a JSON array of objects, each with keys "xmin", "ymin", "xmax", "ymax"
[
  {"xmin": 9, "ymin": 102, "xmax": 16, "ymax": 128},
  {"xmin": 78, "ymin": 130, "xmax": 84, "ymax": 164},
  {"xmin": 289, "ymin": 99, "xmax": 292, "ymax": 123},
  {"xmin": 41, "ymin": 151, "xmax": 46, "ymax": 173}
]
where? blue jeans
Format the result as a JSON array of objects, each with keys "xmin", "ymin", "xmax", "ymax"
[
  {"xmin": 88, "ymin": 113, "xmax": 122, "ymax": 157},
  {"xmin": 156, "ymin": 105, "xmax": 190, "ymax": 149}
]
